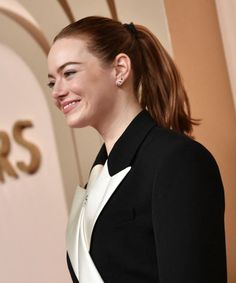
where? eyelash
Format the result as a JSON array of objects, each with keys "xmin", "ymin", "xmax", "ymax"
[
  {"xmin": 47, "ymin": 70, "xmax": 76, "ymax": 89},
  {"xmin": 64, "ymin": 70, "xmax": 76, "ymax": 77},
  {"xmin": 47, "ymin": 81, "xmax": 55, "ymax": 89}
]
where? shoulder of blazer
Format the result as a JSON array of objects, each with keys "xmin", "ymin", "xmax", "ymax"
[{"xmin": 137, "ymin": 125, "xmax": 222, "ymax": 185}]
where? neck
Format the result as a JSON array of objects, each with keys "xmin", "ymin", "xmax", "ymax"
[{"xmin": 96, "ymin": 102, "xmax": 142, "ymax": 155}]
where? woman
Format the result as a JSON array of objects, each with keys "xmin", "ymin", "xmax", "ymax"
[{"xmin": 47, "ymin": 16, "xmax": 227, "ymax": 283}]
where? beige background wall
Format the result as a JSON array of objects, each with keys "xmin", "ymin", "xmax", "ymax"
[
  {"xmin": 0, "ymin": 0, "xmax": 235, "ymax": 282},
  {"xmin": 215, "ymin": 0, "xmax": 236, "ymax": 110},
  {"xmin": 0, "ymin": 43, "xmax": 70, "ymax": 282},
  {"xmin": 164, "ymin": 1, "xmax": 236, "ymax": 282}
]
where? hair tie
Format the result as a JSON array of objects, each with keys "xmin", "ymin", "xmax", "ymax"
[{"xmin": 124, "ymin": 22, "xmax": 138, "ymax": 36}]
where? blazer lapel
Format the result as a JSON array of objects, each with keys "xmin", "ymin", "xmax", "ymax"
[
  {"xmin": 84, "ymin": 161, "xmax": 131, "ymax": 248},
  {"xmin": 106, "ymin": 110, "xmax": 156, "ymax": 176}
]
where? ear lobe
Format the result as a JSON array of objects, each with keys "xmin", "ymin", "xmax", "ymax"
[
  {"xmin": 114, "ymin": 53, "xmax": 131, "ymax": 86},
  {"xmin": 116, "ymin": 76, "xmax": 124, "ymax": 87}
]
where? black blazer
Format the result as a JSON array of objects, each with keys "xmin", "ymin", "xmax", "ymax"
[{"xmin": 67, "ymin": 110, "xmax": 227, "ymax": 283}]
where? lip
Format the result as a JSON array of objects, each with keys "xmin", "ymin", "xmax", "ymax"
[{"xmin": 60, "ymin": 99, "xmax": 81, "ymax": 114}]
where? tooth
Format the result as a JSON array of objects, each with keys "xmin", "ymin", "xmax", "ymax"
[{"xmin": 64, "ymin": 101, "xmax": 78, "ymax": 109}]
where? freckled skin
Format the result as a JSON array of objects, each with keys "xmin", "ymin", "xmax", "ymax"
[{"xmin": 47, "ymin": 38, "xmax": 118, "ymax": 130}]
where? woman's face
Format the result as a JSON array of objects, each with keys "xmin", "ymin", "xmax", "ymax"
[{"xmin": 47, "ymin": 37, "xmax": 117, "ymax": 129}]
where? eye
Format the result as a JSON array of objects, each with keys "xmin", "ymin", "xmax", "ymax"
[
  {"xmin": 64, "ymin": 70, "xmax": 76, "ymax": 78},
  {"xmin": 47, "ymin": 81, "xmax": 55, "ymax": 89}
]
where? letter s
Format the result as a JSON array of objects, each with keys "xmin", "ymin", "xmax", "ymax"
[{"xmin": 13, "ymin": 120, "xmax": 41, "ymax": 174}]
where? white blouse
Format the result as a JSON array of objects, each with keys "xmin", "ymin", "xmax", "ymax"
[{"xmin": 66, "ymin": 160, "xmax": 131, "ymax": 282}]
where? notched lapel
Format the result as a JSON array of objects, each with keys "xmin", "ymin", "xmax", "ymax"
[
  {"xmin": 85, "ymin": 162, "xmax": 131, "ymax": 247},
  {"xmin": 93, "ymin": 165, "xmax": 131, "ymax": 226}
]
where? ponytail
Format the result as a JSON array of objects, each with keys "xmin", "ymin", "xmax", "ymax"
[{"xmin": 133, "ymin": 24, "xmax": 198, "ymax": 136}]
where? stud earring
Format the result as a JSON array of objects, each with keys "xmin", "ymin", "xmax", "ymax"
[{"xmin": 116, "ymin": 77, "xmax": 124, "ymax": 87}]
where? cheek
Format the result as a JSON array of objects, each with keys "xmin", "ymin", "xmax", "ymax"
[{"xmin": 70, "ymin": 81, "xmax": 81, "ymax": 93}]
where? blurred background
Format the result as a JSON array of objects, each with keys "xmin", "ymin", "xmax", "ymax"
[{"xmin": 0, "ymin": 0, "xmax": 235, "ymax": 282}]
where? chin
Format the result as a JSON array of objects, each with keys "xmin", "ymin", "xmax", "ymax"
[
  {"xmin": 67, "ymin": 121, "xmax": 87, "ymax": 128},
  {"xmin": 66, "ymin": 116, "xmax": 88, "ymax": 129}
]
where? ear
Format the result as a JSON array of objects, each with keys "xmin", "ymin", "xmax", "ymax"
[{"xmin": 113, "ymin": 53, "xmax": 131, "ymax": 87}]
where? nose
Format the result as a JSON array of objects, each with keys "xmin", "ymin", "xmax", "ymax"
[{"xmin": 51, "ymin": 79, "xmax": 68, "ymax": 99}]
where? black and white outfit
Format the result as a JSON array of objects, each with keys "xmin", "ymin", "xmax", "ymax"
[{"xmin": 66, "ymin": 110, "xmax": 227, "ymax": 283}]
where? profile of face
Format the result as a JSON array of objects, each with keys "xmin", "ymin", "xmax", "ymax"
[{"xmin": 47, "ymin": 37, "xmax": 119, "ymax": 129}]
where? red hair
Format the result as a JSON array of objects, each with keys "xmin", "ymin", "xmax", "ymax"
[{"xmin": 54, "ymin": 16, "xmax": 198, "ymax": 136}]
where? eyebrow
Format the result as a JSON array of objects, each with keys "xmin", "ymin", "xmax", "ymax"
[{"xmin": 48, "ymin": 61, "xmax": 81, "ymax": 78}]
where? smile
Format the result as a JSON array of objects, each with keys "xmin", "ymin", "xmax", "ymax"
[
  {"xmin": 64, "ymin": 101, "xmax": 78, "ymax": 110},
  {"xmin": 61, "ymin": 99, "xmax": 80, "ymax": 114}
]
